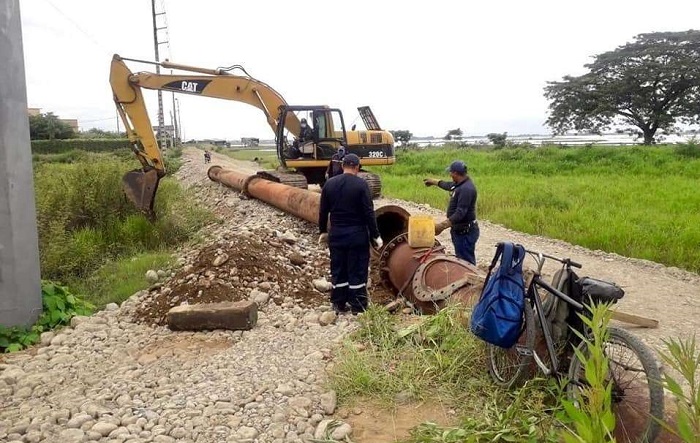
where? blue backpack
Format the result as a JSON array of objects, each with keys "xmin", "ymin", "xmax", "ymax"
[{"xmin": 470, "ymin": 242, "xmax": 526, "ymax": 348}]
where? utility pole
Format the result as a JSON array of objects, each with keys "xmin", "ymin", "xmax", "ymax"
[
  {"xmin": 171, "ymin": 93, "xmax": 178, "ymax": 146},
  {"xmin": 0, "ymin": 1, "xmax": 42, "ymax": 327},
  {"xmin": 151, "ymin": 0, "xmax": 169, "ymax": 149},
  {"xmin": 175, "ymin": 98, "xmax": 182, "ymax": 142}
]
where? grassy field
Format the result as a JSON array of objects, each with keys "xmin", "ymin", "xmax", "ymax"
[
  {"xmin": 226, "ymin": 143, "xmax": 700, "ymax": 272},
  {"xmin": 369, "ymin": 144, "xmax": 700, "ymax": 272},
  {"xmin": 33, "ymin": 147, "xmax": 212, "ymax": 308}
]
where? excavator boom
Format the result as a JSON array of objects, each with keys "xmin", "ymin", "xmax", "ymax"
[
  {"xmin": 109, "ymin": 54, "xmax": 395, "ymax": 213},
  {"xmin": 110, "ymin": 54, "xmax": 299, "ymax": 215}
]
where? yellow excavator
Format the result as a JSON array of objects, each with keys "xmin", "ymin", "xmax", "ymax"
[{"xmin": 109, "ymin": 54, "xmax": 395, "ymax": 216}]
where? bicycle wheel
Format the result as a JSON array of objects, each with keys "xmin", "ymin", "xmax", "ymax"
[
  {"xmin": 487, "ymin": 301, "xmax": 536, "ymax": 388},
  {"xmin": 566, "ymin": 327, "xmax": 664, "ymax": 443}
]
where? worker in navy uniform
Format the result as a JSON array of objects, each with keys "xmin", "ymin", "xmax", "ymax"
[
  {"xmin": 318, "ymin": 154, "xmax": 383, "ymax": 314},
  {"xmin": 423, "ymin": 160, "xmax": 479, "ymax": 265},
  {"xmin": 325, "ymin": 146, "xmax": 346, "ymax": 180}
]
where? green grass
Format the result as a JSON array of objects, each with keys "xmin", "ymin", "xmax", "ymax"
[
  {"xmin": 32, "ymin": 148, "xmax": 213, "ymax": 305},
  {"xmin": 329, "ymin": 305, "xmax": 562, "ymax": 442},
  {"xmin": 368, "ymin": 144, "xmax": 700, "ymax": 272},
  {"xmin": 221, "ymin": 148, "xmax": 279, "ymax": 169},
  {"xmin": 68, "ymin": 252, "xmax": 174, "ymax": 308}
]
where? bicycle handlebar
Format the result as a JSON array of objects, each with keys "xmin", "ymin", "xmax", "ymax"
[
  {"xmin": 494, "ymin": 242, "xmax": 582, "ymax": 268},
  {"xmin": 528, "ymin": 250, "xmax": 582, "ymax": 268}
]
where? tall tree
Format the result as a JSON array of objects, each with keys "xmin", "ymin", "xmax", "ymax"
[
  {"xmin": 544, "ymin": 30, "xmax": 700, "ymax": 144},
  {"xmin": 444, "ymin": 128, "xmax": 463, "ymax": 140},
  {"xmin": 28, "ymin": 112, "xmax": 75, "ymax": 140},
  {"xmin": 389, "ymin": 129, "xmax": 413, "ymax": 146}
]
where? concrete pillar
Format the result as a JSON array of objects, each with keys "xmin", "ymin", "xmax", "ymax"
[{"xmin": 0, "ymin": 1, "xmax": 42, "ymax": 327}]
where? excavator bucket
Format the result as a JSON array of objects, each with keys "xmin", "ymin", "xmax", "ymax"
[{"xmin": 122, "ymin": 169, "xmax": 161, "ymax": 218}]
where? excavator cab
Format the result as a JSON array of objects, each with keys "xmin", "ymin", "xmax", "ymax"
[{"xmin": 277, "ymin": 106, "xmax": 347, "ymax": 164}]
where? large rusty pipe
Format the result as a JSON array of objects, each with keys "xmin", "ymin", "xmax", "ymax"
[
  {"xmin": 208, "ymin": 165, "xmax": 484, "ymax": 313},
  {"xmin": 208, "ymin": 165, "xmax": 320, "ymax": 224}
]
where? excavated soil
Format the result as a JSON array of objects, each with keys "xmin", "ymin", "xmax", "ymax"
[{"xmin": 132, "ymin": 231, "xmax": 397, "ymax": 326}]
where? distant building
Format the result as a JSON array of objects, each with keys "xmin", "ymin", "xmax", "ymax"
[
  {"xmin": 27, "ymin": 107, "xmax": 79, "ymax": 132},
  {"xmin": 60, "ymin": 118, "xmax": 79, "ymax": 132},
  {"xmin": 241, "ymin": 137, "xmax": 260, "ymax": 147}
]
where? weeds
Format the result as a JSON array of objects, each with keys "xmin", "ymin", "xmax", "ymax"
[
  {"xmin": 330, "ymin": 305, "xmax": 561, "ymax": 441},
  {"xmin": 658, "ymin": 335, "xmax": 700, "ymax": 443},
  {"xmin": 559, "ymin": 303, "xmax": 616, "ymax": 443},
  {"xmin": 68, "ymin": 252, "xmax": 174, "ymax": 308},
  {"xmin": 674, "ymin": 138, "xmax": 700, "ymax": 158},
  {"xmin": 0, "ymin": 281, "xmax": 93, "ymax": 352},
  {"xmin": 33, "ymin": 152, "xmax": 211, "ymax": 280}
]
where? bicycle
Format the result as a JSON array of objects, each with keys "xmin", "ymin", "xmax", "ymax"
[{"xmin": 486, "ymin": 243, "xmax": 664, "ymax": 443}]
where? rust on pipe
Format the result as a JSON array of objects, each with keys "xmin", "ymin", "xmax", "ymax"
[
  {"xmin": 208, "ymin": 165, "xmax": 320, "ymax": 224},
  {"xmin": 207, "ymin": 165, "xmax": 484, "ymax": 313}
]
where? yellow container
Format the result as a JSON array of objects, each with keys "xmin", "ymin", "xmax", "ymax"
[{"xmin": 408, "ymin": 215, "xmax": 436, "ymax": 248}]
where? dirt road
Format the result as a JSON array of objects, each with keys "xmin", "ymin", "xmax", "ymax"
[{"xmin": 191, "ymin": 147, "xmax": 700, "ymax": 355}]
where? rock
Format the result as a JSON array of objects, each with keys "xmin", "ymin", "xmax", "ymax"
[
  {"xmin": 167, "ymin": 301, "xmax": 258, "ymax": 331},
  {"xmin": 213, "ymin": 253, "xmax": 230, "ymax": 267},
  {"xmin": 320, "ymin": 391, "xmax": 337, "ymax": 414},
  {"xmin": 153, "ymin": 436, "xmax": 176, "ymax": 443},
  {"xmin": 315, "ymin": 420, "xmax": 352, "ymax": 440},
  {"xmin": 169, "ymin": 426, "xmax": 187, "ymax": 438},
  {"xmin": 0, "ymin": 366, "xmax": 24, "ymax": 384},
  {"xmin": 402, "ymin": 307, "xmax": 414, "ymax": 314},
  {"xmin": 105, "ymin": 303, "xmax": 119, "ymax": 311},
  {"xmin": 59, "ymin": 428, "xmax": 86, "ymax": 443},
  {"xmin": 50, "ymin": 334, "xmax": 67, "ymax": 346},
  {"xmin": 250, "ymin": 289, "xmax": 270, "ymax": 306},
  {"xmin": 66, "ymin": 413, "xmax": 93, "ymax": 428},
  {"xmin": 70, "ymin": 315, "xmax": 89, "ymax": 328},
  {"xmin": 312, "ymin": 278, "xmax": 332, "ymax": 292},
  {"xmin": 92, "ymin": 422, "xmax": 118, "ymax": 437},
  {"xmin": 318, "ymin": 311, "xmax": 337, "ymax": 326},
  {"xmin": 145, "ymin": 270, "xmax": 159, "ymax": 284},
  {"xmin": 274, "ymin": 384, "xmax": 295, "ymax": 396},
  {"xmin": 289, "ymin": 253, "xmax": 306, "ymax": 266},
  {"xmin": 289, "ymin": 396, "xmax": 312, "ymax": 416},
  {"xmin": 385, "ymin": 299, "xmax": 404, "ymax": 313},
  {"xmin": 331, "ymin": 422, "xmax": 353, "ymax": 440},
  {"xmin": 40, "ymin": 331, "xmax": 55, "ymax": 346},
  {"xmin": 280, "ymin": 231, "xmax": 297, "ymax": 244},
  {"xmin": 237, "ymin": 426, "xmax": 258, "ymax": 439},
  {"xmin": 258, "ymin": 282, "xmax": 272, "ymax": 290},
  {"xmin": 157, "ymin": 269, "xmax": 167, "ymax": 278}
]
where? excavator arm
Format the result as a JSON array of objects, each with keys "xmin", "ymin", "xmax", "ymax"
[{"xmin": 109, "ymin": 54, "xmax": 300, "ymax": 215}]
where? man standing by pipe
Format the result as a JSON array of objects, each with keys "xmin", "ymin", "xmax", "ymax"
[
  {"xmin": 423, "ymin": 160, "xmax": 479, "ymax": 265},
  {"xmin": 318, "ymin": 154, "xmax": 383, "ymax": 314}
]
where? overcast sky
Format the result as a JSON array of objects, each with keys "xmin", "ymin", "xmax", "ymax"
[{"xmin": 19, "ymin": 0, "xmax": 700, "ymax": 140}]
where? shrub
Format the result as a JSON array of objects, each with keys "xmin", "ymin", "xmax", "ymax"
[
  {"xmin": 31, "ymin": 138, "xmax": 130, "ymax": 154},
  {"xmin": 0, "ymin": 281, "xmax": 93, "ymax": 352}
]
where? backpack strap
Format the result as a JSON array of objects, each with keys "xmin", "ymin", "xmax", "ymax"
[
  {"xmin": 508, "ymin": 244, "xmax": 526, "ymax": 276},
  {"xmin": 500, "ymin": 242, "xmax": 515, "ymax": 276}
]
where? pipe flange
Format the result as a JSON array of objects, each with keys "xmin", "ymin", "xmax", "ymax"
[
  {"xmin": 377, "ymin": 233, "xmax": 443, "ymax": 294},
  {"xmin": 378, "ymin": 233, "xmax": 408, "ymax": 292},
  {"xmin": 411, "ymin": 256, "xmax": 484, "ymax": 302}
]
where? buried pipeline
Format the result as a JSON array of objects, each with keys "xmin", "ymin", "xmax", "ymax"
[{"xmin": 207, "ymin": 165, "xmax": 484, "ymax": 313}]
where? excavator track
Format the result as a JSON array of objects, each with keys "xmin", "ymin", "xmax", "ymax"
[
  {"xmin": 358, "ymin": 171, "xmax": 382, "ymax": 199},
  {"xmin": 256, "ymin": 170, "xmax": 309, "ymax": 189}
]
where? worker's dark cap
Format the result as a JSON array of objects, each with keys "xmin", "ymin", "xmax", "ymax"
[
  {"xmin": 343, "ymin": 153, "xmax": 361, "ymax": 167},
  {"xmin": 446, "ymin": 160, "xmax": 467, "ymax": 174}
]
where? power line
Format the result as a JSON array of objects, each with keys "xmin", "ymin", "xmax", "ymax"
[{"xmin": 41, "ymin": 0, "xmax": 109, "ymax": 53}]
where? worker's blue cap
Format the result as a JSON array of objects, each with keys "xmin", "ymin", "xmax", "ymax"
[
  {"xmin": 446, "ymin": 160, "xmax": 467, "ymax": 174},
  {"xmin": 343, "ymin": 153, "xmax": 361, "ymax": 167}
]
